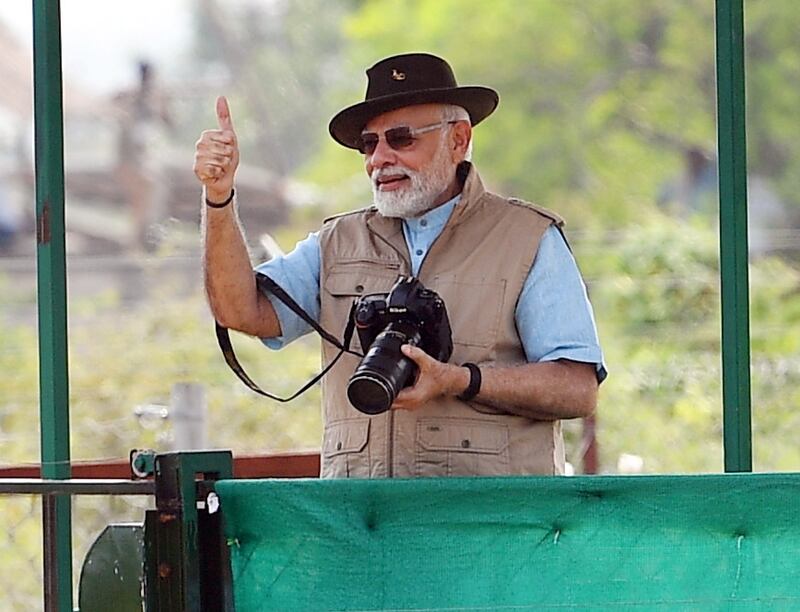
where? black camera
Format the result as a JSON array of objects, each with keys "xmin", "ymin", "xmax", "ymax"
[{"xmin": 346, "ymin": 276, "xmax": 453, "ymax": 414}]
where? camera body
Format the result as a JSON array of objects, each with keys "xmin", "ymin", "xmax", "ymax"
[{"xmin": 346, "ymin": 276, "xmax": 453, "ymax": 414}]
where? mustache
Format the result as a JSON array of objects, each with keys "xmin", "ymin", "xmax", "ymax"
[{"xmin": 371, "ymin": 165, "xmax": 415, "ymax": 181}]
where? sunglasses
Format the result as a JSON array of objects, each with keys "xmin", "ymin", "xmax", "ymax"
[{"xmin": 357, "ymin": 120, "xmax": 458, "ymax": 155}]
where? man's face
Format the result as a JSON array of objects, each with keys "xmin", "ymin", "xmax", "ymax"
[{"xmin": 362, "ymin": 104, "xmax": 468, "ymax": 218}]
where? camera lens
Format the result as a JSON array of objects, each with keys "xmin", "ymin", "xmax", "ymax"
[
  {"xmin": 346, "ymin": 374, "xmax": 394, "ymax": 415},
  {"xmin": 347, "ymin": 321, "xmax": 421, "ymax": 414}
]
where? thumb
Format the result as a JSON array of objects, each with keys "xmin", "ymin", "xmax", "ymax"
[
  {"xmin": 402, "ymin": 344, "xmax": 425, "ymax": 362},
  {"xmin": 216, "ymin": 95, "xmax": 235, "ymax": 132}
]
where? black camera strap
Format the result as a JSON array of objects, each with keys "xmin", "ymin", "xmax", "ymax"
[{"xmin": 214, "ymin": 272, "xmax": 362, "ymax": 402}]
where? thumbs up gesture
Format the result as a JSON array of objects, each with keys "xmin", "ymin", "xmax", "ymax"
[{"xmin": 194, "ymin": 96, "xmax": 240, "ymax": 203}]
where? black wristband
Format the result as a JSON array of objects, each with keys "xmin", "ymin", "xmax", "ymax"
[
  {"xmin": 206, "ymin": 188, "xmax": 235, "ymax": 208},
  {"xmin": 457, "ymin": 362, "xmax": 481, "ymax": 401}
]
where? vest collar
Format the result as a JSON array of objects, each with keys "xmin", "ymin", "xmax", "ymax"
[
  {"xmin": 365, "ymin": 161, "xmax": 487, "ymax": 240},
  {"xmin": 446, "ymin": 161, "xmax": 487, "ymax": 228}
]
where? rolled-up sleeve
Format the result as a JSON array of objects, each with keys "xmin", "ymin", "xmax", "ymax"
[
  {"xmin": 516, "ymin": 225, "xmax": 607, "ymax": 382},
  {"xmin": 254, "ymin": 232, "xmax": 321, "ymax": 349}
]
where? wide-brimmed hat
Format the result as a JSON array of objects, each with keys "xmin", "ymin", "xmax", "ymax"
[{"xmin": 329, "ymin": 53, "xmax": 499, "ymax": 149}]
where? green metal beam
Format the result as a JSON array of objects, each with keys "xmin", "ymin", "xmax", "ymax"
[
  {"xmin": 0, "ymin": 479, "xmax": 155, "ymax": 495},
  {"xmin": 714, "ymin": 0, "xmax": 752, "ymax": 472},
  {"xmin": 32, "ymin": 0, "xmax": 73, "ymax": 610}
]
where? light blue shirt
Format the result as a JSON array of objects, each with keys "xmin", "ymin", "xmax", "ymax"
[{"xmin": 256, "ymin": 196, "xmax": 606, "ymax": 381}]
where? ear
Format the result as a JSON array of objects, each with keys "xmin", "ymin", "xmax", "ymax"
[{"xmin": 450, "ymin": 121, "xmax": 472, "ymax": 162}]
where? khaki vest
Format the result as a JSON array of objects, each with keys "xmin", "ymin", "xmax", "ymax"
[{"xmin": 318, "ymin": 163, "xmax": 566, "ymax": 478}]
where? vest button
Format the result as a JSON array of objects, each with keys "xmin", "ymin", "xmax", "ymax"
[
  {"xmin": 461, "ymin": 439, "xmax": 471, "ymax": 449},
  {"xmin": 336, "ymin": 441, "xmax": 343, "ymax": 450},
  {"xmin": 355, "ymin": 284, "xmax": 364, "ymax": 293}
]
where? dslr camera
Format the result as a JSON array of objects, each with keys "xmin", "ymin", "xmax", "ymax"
[{"xmin": 347, "ymin": 276, "xmax": 453, "ymax": 414}]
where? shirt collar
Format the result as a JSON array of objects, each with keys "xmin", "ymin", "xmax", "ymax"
[{"xmin": 403, "ymin": 193, "xmax": 461, "ymax": 233}]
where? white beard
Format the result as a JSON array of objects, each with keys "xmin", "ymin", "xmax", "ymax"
[{"xmin": 371, "ymin": 139, "xmax": 455, "ymax": 219}]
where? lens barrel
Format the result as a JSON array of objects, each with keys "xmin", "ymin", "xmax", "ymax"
[{"xmin": 347, "ymin": 321, "xmax": 421, "ymax": 414}]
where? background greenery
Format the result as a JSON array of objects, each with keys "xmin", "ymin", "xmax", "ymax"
[
  {"xmin": 179, "ymin": 0, "xmax": 800, "ymax": 473},
  {"xmin": 3, "ymin": 0, "xmax": 800, "ymax": 476},
  {"xmin": 2, "ymin": 1, "xmax": 800, "ymax": 605}
]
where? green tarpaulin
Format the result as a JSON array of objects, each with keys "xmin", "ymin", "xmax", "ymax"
[{"xmin": 216, "ymin": 474, "xmax": 800, "ymax": 610}]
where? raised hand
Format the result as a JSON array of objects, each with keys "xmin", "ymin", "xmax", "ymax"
[{"xmin": 193, "ymin": 96, "xmax": 240, "ymax": 203}]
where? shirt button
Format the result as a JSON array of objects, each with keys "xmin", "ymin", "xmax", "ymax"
[
  {"xmin": 355, "ymin": 284, "xmax": 364, "ymax": 293},
  {"xmin": 415, "ymin": 249, "xmax": 423, "ymax": 256},
  {"xmin": 420, "ymin": 219, "xmax": 428, "ymax": 227},
  {"xmin": 461, "ymin": 439, "xmax": 471, "ymax": 449}
]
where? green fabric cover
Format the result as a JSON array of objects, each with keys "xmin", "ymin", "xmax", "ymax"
[{"xmin": 215, "ymin": 474, "xmax": 800, "ymax": 611}]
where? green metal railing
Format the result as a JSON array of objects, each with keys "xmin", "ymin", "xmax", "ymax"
[
  {"xmin": 715, "ymin": 0, "xmax": 753, "ymax": 472},
  {"xmin": 24, "ymin": 0, "xmax": 754, "ymax": 610},
  {"xmin": 0, "ymin": 450, "xmax": 233, "ymax": 611},
  {"xmin": 32, "ymin": 1, "xmax": 73, "ymax": 610}
]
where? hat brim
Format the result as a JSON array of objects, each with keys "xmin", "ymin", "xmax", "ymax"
[{"xmin": 328, "ymin": 86, "xmax": 499, "ymax": 149}]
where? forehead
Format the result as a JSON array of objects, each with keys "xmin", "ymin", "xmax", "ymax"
[{"xmin": 364, "ymin": 103, "xmax": 444, "ymax": 132}]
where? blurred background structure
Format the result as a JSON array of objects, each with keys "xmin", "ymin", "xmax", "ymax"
[{"xmin": 1, "ymin": 0, "xmax": 799, "ymax": 607}]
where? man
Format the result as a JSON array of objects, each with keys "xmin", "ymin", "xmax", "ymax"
[{"xmin": 195, "ymin": 53, "xmax": 605, "ymax": 478}]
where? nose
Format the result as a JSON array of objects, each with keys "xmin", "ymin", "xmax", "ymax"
[{"xmin": 367, "ymin": 133, "xmax": 397, "ymax": 169}]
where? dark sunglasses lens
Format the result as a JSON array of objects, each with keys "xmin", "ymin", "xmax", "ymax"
[
  {"xmin": 385, "ymin": 127, "xmax": 414, "ymax": 150},
  {"xmin": 358, "ymin": 134, "xmax": 379, "ymax": 155}
]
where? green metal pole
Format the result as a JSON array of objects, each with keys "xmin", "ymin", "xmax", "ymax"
[
  {"xmin": 715, "ymin": 0, "xmax": 752, "ymax": 472},
  {"xmin": 32, "ymin": 0, "xmax": 73, "ymax": 609}
]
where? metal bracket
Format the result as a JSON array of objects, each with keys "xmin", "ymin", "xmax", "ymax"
[
  {"xmin": 130, "ymin": 449, "xmax": 157, "ymax": 479},
  {"xmin": 143, "ymin": 450, "xmax": 234, "ymax": 611}
]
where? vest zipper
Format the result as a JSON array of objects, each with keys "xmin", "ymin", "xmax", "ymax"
[
  {"xmin": 365, "ymin": 228, "xmax": 408, "ymax": 479},
  {"xmin": 416, "ymin": 228, "xmax": 448, "ymax": 278},
  {"xmin": 415, "ymin": 200, "xmax": 464, "ymax": 277},
  {"xmin": 390, "ymin": 221, "xmax": 455, "ymax": 477}
]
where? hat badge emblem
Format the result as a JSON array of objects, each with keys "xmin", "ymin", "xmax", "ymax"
[{"xmin": 391, "ymin": 69, "xmax": 406, "ymax": 81}]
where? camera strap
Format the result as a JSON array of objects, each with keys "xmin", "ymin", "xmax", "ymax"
[{"xmin": 214, "ymin": 272, "xmax": 362, "ymax": 402}]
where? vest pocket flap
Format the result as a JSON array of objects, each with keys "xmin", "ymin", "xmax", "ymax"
[
  {"xmin": 324, "ymin": 262, "xmax": 400, "ymax": 297},
  {"xmin": 417, "ymin": 418, "xmax": 509, "ymax": 454},
  {"xmin": 323, "ymin": 418, "xmax": 370, "ymax": 457}
]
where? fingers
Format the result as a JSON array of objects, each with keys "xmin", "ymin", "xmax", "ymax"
[
  {"xmin": 203, "ymin": 139, "xmax": 236, "ymax": 156},
  {"xmin": 195, "ymin": 162, "xmax": 225, "ymax": 182},
  {"xmin": 194, "ymin": 96, "xmax": 239, "ymax": 190},
  {"xmin": 204, "ymin": 129, "xmax": 236, "ymax": 145},
  {"xmin": 216, "ymin": 95, "xmax": 235, "ymax": 133},
  {"xmin": 391, "ymin": 345, "xmax": 442, "ymax": 411},
  {"xmin": 392, "ymin": 388, "xmax": 418, "ymax": 410},
  {"xmin": 400, "ymin": 344, "xmax": 438, "ymax": 373},
  {"xmin": 194, "ymin": 133, "xmax": 235, "ymax": 184},
  {"xmin": 197, "ymin": 134, "xmax": 236, "ymax": 160},
  {"xmin": 401, "ymin": 343, "xmax": 431, "ymax": 365}
]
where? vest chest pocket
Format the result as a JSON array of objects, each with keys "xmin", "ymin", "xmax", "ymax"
[
  {"xmin": 415, "ymin": 418, "xmax": 510, "ymax": 477},
  {"xmin": 430, "ymin": 278, "xmax": 506, "ymax": 349},
  {"xmin": 321, "ymin": 418, "xmax": 371, "ymax": 478},
  {"xmin": 324, "ymin": 261, "xmax": 401, "ymax": 298},
  {"xmin": 323, "ymin": 262, "xmax": 402, "ymax": 351}
]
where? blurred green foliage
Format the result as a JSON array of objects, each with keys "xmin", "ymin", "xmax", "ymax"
[
  {"xmin": 578, "ymin": 218, "xmax": 800, "ymax": 473},
  {"xmin": 293, "ymin": 0, "xmax": 800, "ymax": 473}
]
